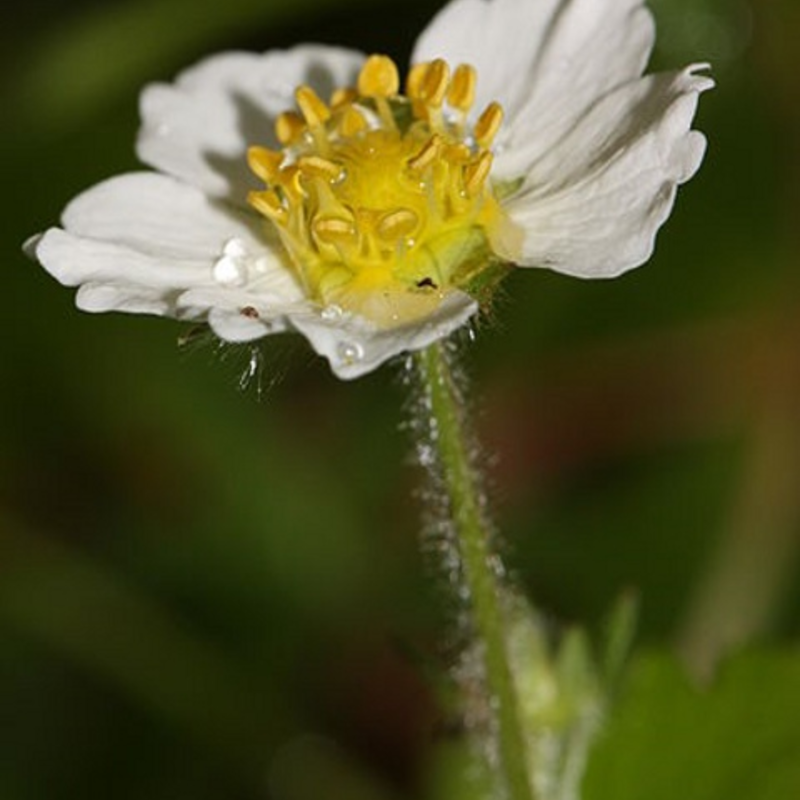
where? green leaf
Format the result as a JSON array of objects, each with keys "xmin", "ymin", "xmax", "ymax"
[{"xmin": 584, "ymin": 648, "xmax": 800, "ymax": 800}]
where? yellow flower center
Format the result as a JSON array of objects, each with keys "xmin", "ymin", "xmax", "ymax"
[{"xmin": 247, "ymin": 54, "xmax": 507, "ymax": 326}]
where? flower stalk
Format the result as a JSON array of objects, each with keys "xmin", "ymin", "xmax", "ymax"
[{"xmin": 416, "ymin": 341, "xmax": 534, "ymax": 800}]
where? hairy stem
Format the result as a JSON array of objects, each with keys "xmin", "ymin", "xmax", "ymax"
[{"xmin": 415, "ymin": 341, "xmax": 534, "ymax": 800}]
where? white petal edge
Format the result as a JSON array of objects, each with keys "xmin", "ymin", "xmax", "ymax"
[
  {"xmin": 290, "ymin": 292, "xmax": 479, "ymax": 380},
  {"xmin": 36, "ymin": 230, "xmax": 212, "ymax": 294},
  {"xmin": 182, "ymin": 288, "xmax": 478, "ymax": 379},
  {"xmin": 413, "ymin": 0, "xmax": 654, "ymax": 165},
  {"xmin": 58, "ymin": 172, "xmax": 270, "ymax": 260},
  {"xmin": 35, "ymin": 228, "xmax": 305, "ymax": 325},
  {"xmin": 176, "ymin": 285, "xmax": 305, "ymax": 339},
  {"xmin": 75, "ymin": 281, "xmax": 191, "ymax": 317},
  {"xmin": 32, "ymin": 170, "xmax": 306, "ymax": 323},
  {"xmin": 498, "ymin": 64, "xmax": 714, "ymax": 278},
  {"xmin": 137, "ymin": 45, "xmax": 365, "ymax": 205}
]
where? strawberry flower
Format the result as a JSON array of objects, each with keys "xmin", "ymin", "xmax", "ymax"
[{"xmin": 29, "ymin": 0, "xmax": 712, "ymax": 379}]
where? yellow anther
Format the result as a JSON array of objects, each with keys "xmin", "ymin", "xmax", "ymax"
[
  {"xmin": 295, "ymin": 85, "xmax": 331, "ymax": 128},
  {"xmin": 247, "ymin": 53, "xmax": 507, "ymax": 327},
  {"xmin": 406, "ymin": 62, "xmax": 428, "ymax": 100},
  {"xmin": 419, "ymin": 59, "xmax": 450, "ymax": 107},
  {"xmin": 247, "ymin": 146, "xmax": 284, "ymax": 183},
  {"xmin": 275, "ymin": 111, "xmax": 306, "ymax": 145},
  {"xmin": 330, "ymin": 87, "xmax": 358, "ymax": 110},
  {"xmin": 247, "ymin": 190, "xmax": 288, "ymax": 223},
  {"xmin": 443, "ymin": 142, "xmax": 471, "ymax": 164},
  {"xmin": 474, "ymin": 102, "xmax": 504, "ymax": 147},
  {"xmin": 297, "ymin": 155, "xmax": 344, "ymax": 183},
  {"xmin": 377, "ymin": 208, "xmax": 419, "ymax": 242},
  {"xmin": 358, "ymin": 54, "xmax": 400, "ymax": 99},
  {"xmin": 277, "ymin": 165, "xmax": 305, "ymax": 203},
  {"xmin": 338, "ymin": 107, "xmax": 368, "ymax": 137},
  {"xmin": 407, "ymin": 134, "xmax": 442, "ymax": 172},
  {"xmin": 313, "ymin": 216, "xmax": 358, "ymax": 245},
  {"xmin": 447, "ymin": 64, "xmax": 477, "ymax": 112},
  {"xmin": 463, "ymin": 151, "xmax": 493, "ymax": 196}
]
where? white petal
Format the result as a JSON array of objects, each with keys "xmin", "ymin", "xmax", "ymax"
[
  {"xmin": 413, "ymin": 0, "xmax": 653, "ymax": 162},
  {"xmin": 75, "ymin": 281, "xmax": 187, "ymax": 316},
  {"xmin": 60, "ymin": 172, "xmax": 267, "ymax": 259},
  {"xmin": 137, "ymin": 46, "xmax": 364, "ymax": 204},
  {"xmin": 495, "ymin": 2, "xmax": 656, "ymax": 178},
  {"xmin": 499, "ymin": 65, "xmax": 713, "ymax": 278},
  {"xmin": 290, "ymin": 292, "xmax": 478, "ymax": 380},
  {"xmin": 206, "ymin": 306, "xmax": 281, "ymax": 341},
  {"xmin": 33, "ymin": 170, "xmax": 305, "ymax": 323},
  {"xmin": 36, "ymin": 229, "xmax": 211, "ymax": 292},
  {"xmin": 413, "ymin": 0, "xmax": 559, "ymax": 118},
  {"xmin": 177, "ymin": 283, "xmax": 303, "ymax": 337}
]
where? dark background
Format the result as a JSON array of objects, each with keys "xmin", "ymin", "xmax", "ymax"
[{"xmin": 2, "ymin": 0, "xmax": 798, "ymax": 798}]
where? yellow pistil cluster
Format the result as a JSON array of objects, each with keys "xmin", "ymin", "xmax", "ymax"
[{"xmin": 247, "ymin": 54, "xmax": 506, "ymax": 326}]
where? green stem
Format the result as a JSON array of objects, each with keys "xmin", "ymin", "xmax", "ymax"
[{"xmin": 415, "ymin": 341, "xmax": 534, "ymax": 800}]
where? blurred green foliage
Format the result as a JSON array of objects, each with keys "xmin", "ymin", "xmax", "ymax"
[
  {"xmin": 586, "ymin": 649, "xmax": 800, "ymax": 800},
  {"xmin": 2, "ymin": 0, "xmax": 799, "ymax": 798}
]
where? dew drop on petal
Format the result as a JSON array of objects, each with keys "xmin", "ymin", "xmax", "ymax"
[
  {"xmin": 213, "ymin": 255, "xmax": 246, "ymax": 286},
  {"xmin": 223, "ymin": 237, "xmax": 249, "ymax": 259},
  {"xmin": 213, "ymin": 238, "xmax": 249, "ymax": 287},
  {"xmin": 336, "ymin": 341, "xmax": 364, "ymax": 365},
  {"xmin": 321, "ymin": 304, "xmax": 344, "ymax": 321}
]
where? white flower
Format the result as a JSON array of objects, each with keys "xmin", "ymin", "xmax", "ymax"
[{"xmin": 29, "ymin": 0, "xmax": 712, "ymax": 379}]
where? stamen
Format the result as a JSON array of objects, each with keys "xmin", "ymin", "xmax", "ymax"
[
  {"xmin": 338, "ymin": 107, "xmax": 367, "ymax": 137},
  {"xmin": 276, "ymin": 165, "xmax": 305, "ymax": 204},
  {"xmin": 358, "ymin": 55, "xmax": 400, "ymax": 99},
  {"xmin": 295, "ymin": 85, "xmax": 331, "ymax": 128},
  {"xmin": 275, "ymin": 112, "xmax": 306, "ymax": 146},
  {"xmin": 406, "ymin": 62, "xmax": 428, "ymax": 99},
  {"xmin": 473, "ymin": 102, "xmax": 504, "ymax": 148},
  {"xmin": 376, "ymin": 208, "xmax": 419, "ymax": 242},
  {"xmin": 419, "ymin": 59, "xmax": 450, "ymax": 108},
  {"xmin": 330, "ymin": 87, "xmax": 358, "ymax": 110},
  {"xmin": 247, "ymin": 146, "xmax": 284, "ymax": 183},
  {"xmin": 297, "ymin": 155, "xmax": 344, "ymax": 183},
  {"xmin": 463, "ymin": 151, "xmax": 493, "ymax": 196},
  {"xmin": 407, "ymin": 134, "xmax": 442, "ymax": 173},
  {"xmin": 248, "ymin": 190, "xmax": 288, "ymax": 224},
  {"xmin": 447, "ymin": 64, "xmax": 477, "ymax": 112},
  {"xmin": 313, "ymin": 216, "xmax": 358, "ymax": 246},
  {"xmin": 406, "ymin": 62, "xmax": 431, "ymax": 120},
  {"xmin": 246, "ymin": 56, "xmax": 507, "ymax": 327},
  {"xmin": 443, "ymin": 142, "xmax": 471, "ymax": 163}
]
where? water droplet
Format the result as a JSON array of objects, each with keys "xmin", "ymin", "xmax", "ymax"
[
  {"xmin": 213, "ymin": 255, "xmax": 246, "ymax": 286},
  {"xmin": 213, "ymin": 238, "xmax": 249, "ymax": 286},
  {"xmin": 321, "ymin": 304, "xmax": 344, "ymax": 321},
  {"xmin": 336, "ymin": 341, "xmax": 364, "ymax": 365},
  {"xmin": 223, "ymin": 238, "xmax": 249, "ymax": 259}
]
